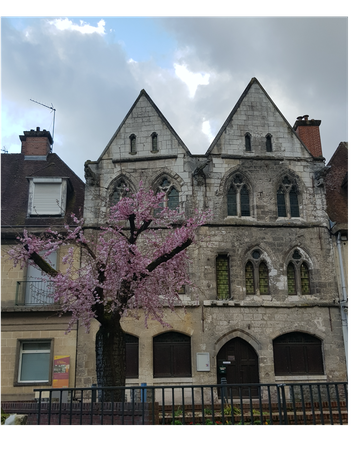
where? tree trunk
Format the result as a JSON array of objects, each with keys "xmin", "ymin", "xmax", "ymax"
[{"xmin": 95, "ymin": 316, "xmax": 126, "ymax": 402}]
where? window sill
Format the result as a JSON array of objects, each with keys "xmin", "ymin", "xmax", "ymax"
[
  {"xmin": 276, "ymin": 217, "xmax": 303, "ymax": 221},
  {"xmin": 225, "ymin": 216, "xmax": 254, "ymax": 220},
  {"xmin": 152, "ymin": 377, "xmax": 193, "ymax": 383},
  {"xmin": 14, "ymin": 381, "xmax": 51, "ymax": 387},
  {"xmin": 203, "ymin": 300, "xmax": 240, "ymax": 306},
  {"xmin": 275, "ymin": 375, "xmax": 327, "ymax": 382}
]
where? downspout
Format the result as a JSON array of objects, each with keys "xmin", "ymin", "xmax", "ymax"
[{"xmin": 337, "ymin": 232, "xmax": 348, "ymax": 373}]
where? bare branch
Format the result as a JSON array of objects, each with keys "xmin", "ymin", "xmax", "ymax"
[
  {"xmin": 27, "ymin": 250, "xmax": 59, "ymax": 277},
  {"xmin": 146, "ymin": 238, "xmax": 193, "ymax": 273}
]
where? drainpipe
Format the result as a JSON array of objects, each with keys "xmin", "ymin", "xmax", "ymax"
[{"xmin": 337, "ymin": 232, "xmax": 348, "ymax": 373}]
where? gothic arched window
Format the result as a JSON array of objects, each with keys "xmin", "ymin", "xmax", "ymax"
[
  {"xmin": 287, "ymin": 250, "xmax": 311, "ymax": 295},
  {"xmin": 245, "ymin": 250, "xmax": 270, "ymax": 295},
  {"xmin": 277, "ymin": 176, "xmax": 300, "ymax": 218},
  {"xmin": 227, "ymin": 174, "xmax": 251, "ymax": 217},
  {"xmin": 110, "ymin": 179, "xmax": 129, "ymax": 206},
  {"xmin": 156, "ymin": 178, "xmax": 180, "ymax": 211}
]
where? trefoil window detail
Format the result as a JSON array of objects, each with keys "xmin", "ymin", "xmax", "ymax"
[
  {"xmin": 227, "ymin": 174, "xmax": 251, "ymax": 217},
  {"xmin": 245, "ymin": 250, "xmax": 270, "ymax": 296},
  {"xmin": 277, "ymin": 176, "xmax": 300, "ymax": 218},
  {"xmin": 287, "ymin": 249, "xmax": 311, "ymax": 295}
]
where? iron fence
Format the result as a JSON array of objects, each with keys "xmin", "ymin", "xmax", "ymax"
[{"xmin": 5, "ymin": 382, "xmax": 346, "ymax": 425}]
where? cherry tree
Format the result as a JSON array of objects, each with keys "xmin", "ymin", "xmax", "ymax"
[{"xmin": 8, "ymin": 183, "xmax": 211, "ymax": 398}]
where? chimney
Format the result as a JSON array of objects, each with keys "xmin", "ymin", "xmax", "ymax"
[
  {"xmin": 293, "ymin": 115, "xmax": 323, "ymax": 158},
  {"xmin": 19, "ymin": 127, "xmax": 53, "ymax": 158}
]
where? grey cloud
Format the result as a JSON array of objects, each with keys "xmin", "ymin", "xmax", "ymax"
[{"xmin": 1, "ymin": 17, "xmax": 347, "ymax": 180}]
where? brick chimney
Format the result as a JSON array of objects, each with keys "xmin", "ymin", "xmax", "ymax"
[
  {"xmin": 19, "ymin": 127, "xmax": 53, "ymax": 157},
  {"xmin": 293, "ymin": 115, "xmax": 323, "ymax": 158}
]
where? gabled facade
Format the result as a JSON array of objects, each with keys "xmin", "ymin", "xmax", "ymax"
[
  {"xmin": 79, "ymin": 78, "xmax": 347, "ymax": 393},
  {"xmin": 1, "ymin": 128, "xmax": 85, "ymax": 400}
]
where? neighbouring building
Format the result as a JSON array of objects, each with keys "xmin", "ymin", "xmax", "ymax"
[
  {"xmin": 324, "ymin": 142, "xmax": 348, "ymax": 370},
  {"xmin": 1, "ymin": 128, "xmax": 85, "ymax": 401},
  {"xmin": 79, "ymin": 77, "xmax": 347, "ymax": 396}
]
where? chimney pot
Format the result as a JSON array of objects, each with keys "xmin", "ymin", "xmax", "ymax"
[
  {"xmin": 297, "ymin": 116, "xmax": 303, "ymax": 120},
  {"xmin": 36, "ymin": 127, "xmax": 40, "ymax": 131},
  {"xmin": 303, "ymin": 115, "xmax": 309, "ymax": 121}
]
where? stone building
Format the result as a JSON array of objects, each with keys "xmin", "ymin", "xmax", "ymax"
[
  {"xmin": 1, "ymin": 128, "xmax": 85, "ymax": 401},
  {"xmin": 80, "ymin": 77, "xmax": 347, "ymax": 393}
]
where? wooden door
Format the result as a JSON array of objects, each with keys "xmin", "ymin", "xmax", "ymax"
[{"xmin": 217, "ymin": 337, "xmax": 259, "ymax": 397}]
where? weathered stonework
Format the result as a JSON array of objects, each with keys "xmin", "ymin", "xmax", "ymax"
[{"xmin": 80, "ymin": 78, "xmax": 347, "ymax": 390}]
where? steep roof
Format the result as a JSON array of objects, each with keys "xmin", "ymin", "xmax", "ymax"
[
  {"xmin": 206, "ymin": 77, "xmax": 311, "ymax": 156},
  {"xmin": 1, "ymin": 152, "xmax": 85, "ymax": 230},
  {"xmin": 95, "ymin": 89, "xmax": 191, "ymax": 163}
]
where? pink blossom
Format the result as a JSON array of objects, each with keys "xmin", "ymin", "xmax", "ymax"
[{"xmin": 8, "ymin": 183, "xmax": 212, "ymax": 333}]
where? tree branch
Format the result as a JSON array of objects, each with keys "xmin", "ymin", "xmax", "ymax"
[
  {"xmin": 26, "ymin": 249, "xmax": 59, "ymax": 277},
  {"xmin": 146, "ymin": 238, "xmax": 193, "ymax": 273}
]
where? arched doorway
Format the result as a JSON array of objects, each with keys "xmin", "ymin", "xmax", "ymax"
[{"xmin": 217, "ymin": 337, "xmax": 259, "ymax": 396}]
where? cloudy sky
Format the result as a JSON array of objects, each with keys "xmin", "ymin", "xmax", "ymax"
[{"xmin": 1, "ymin": 14, "xmax": 348, "ymax": 181}]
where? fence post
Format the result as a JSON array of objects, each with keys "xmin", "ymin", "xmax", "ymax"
[
  {"xmin": 277, "ymin": 384, "xmax": 288, "ymax": 425},
  {"xmin": 141, "ymin": 383, "xmax": 147, "ymax": 403},
  {"xmin": 91, "ymin": 384, "xmax": 97, "ymax": 403}
]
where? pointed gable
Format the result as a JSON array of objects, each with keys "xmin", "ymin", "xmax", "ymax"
[
  {"xmin": 206, "ymin": 78, "xmax": 312, "ymax": 159},
  {"xmin": 98, "ymin": 90, "xmax": 190, "ymax": 162}
]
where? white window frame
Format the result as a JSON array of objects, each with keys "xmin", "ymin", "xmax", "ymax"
[
  {"xmin": 27, "ymin": 177, "xmax": 67, "ymax": 216},
  {"xmin": 16, "ymin": 339, "xmax": 53, "ymax": 385}
]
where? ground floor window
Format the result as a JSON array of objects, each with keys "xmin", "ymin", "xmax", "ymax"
[
  {"xmin": 153, "ymin": 332, "xmax": 191, "ymax": 378},
  {"xmin": 16, "ymin": 340, "xmax": 52, "ymax": 384},
  {"xmin": 273, "ymin": 332, "xmax": 324, "ymax": 375}
]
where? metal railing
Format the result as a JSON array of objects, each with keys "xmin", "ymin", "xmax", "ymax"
[
  {"xmin": 15, "ymin": 280, "xmax": 55, "ymax": 306},
  {"xmin": 25, "ymin": 382, "xmax": 348, "ymax": 425}
]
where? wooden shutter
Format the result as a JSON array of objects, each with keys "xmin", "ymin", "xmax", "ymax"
[
  {"xmin": 274, "ymin": 333, "xmax": 324, "ymax": 375},
  {"xmin": 153, "ymin": 332, "xmax": 191, "ymax": 378}
]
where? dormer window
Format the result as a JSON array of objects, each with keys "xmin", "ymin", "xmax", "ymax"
[{"xmin": 27, "ymin": 177, "xmax": 67, "ymax": 217}]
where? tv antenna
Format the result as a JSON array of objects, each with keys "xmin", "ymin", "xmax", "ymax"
[{"xmin": 30, "ymin": 99, "xmax": 56, "ymax": 151}]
